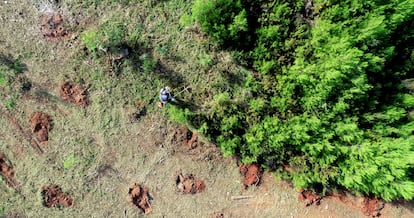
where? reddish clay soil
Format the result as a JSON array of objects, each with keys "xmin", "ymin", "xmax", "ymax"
[
  {"xmin": 128, "ymin": 183, "xmax": 152, "ymax": 215},
  {"xmin": 29, "ymin": 112, "xmax": 52, "ymax": 146},
  {"xmin": 173, "ymin": 126, "xmax": 198, "ymax": 149},
  {"xmin": 0, "ymin": 153, "xmax": 16, "ymax": 187},
  {"xmin": 326, "ymin": 191, "xmax": 385, "ymax": 217},
  {"xmin": 40, "ymin": 13, "xmax": 72, "ymax": 42},
  {"xmin": 41, "ymin": 184, "xmax": 74, "ymax": 208},
  {"xmin": 298, "ymin": 188, "xmax": 322, "ymax": 206},
  {"xmin": 361, "ymin": 197, "xmax": 385, "ymax": 217},
  {"xmin": 59, "ymin": 81, "xmax": 89, "ymax": 107},
  {"xmin": 239, "ymin": 164, "xmax": 263, "ymax": 189},
  {"xmin": 176, "ymin": 173, "xmax": 206, "ymax": 194}
]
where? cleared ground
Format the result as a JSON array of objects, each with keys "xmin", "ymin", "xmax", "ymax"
[{"xmin": 0, "ymin": 1, "xmax": 413, "ymax": 217}]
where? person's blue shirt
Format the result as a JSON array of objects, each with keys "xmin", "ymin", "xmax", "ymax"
[{"xmin": 160, "ymin": 88, "xmax": 171, "ymax": 103}]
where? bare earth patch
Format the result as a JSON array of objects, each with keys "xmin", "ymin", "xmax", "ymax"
[
  {"xmin": 0, "ymin": 153, "xmax": 18, "ymax": 188},
  {"xmin": 176, "ymin": 173, "xmax": 206, "ymax": 194},
  {"xmin": 173, "ymin": 126, "xmax": 198, "ymax": 149},
  {"xmin": 361, "ymin": 197, "xmax": 385, "ymax": 217},
  {"xmin": 59, "ymin": 81, "xmax": 89, "ymax": 107},
  {"xmin": 331, "ymin": 191, "xmax": 386, "ymax": 217},
  {"xmin": 40, "ymin": 13, "xmax": 72, "ymax": 42},
  {"xmin": 128, "ymin": 183, "xmax": 152, "ymax": 215},
  {"xmin": 41, "ymin": 184, "xmax": 74, "ymax": 208},
  {"xmin": 239, "ymin": 164, "xmax": 263, "ymax": 189},
  {"xmin": 298, "ymin": 188, "xmax": 322, "ymax": 206},
  {"xmin": 29, "ymin": 112, "xmax": 52, "ymax": 146}
]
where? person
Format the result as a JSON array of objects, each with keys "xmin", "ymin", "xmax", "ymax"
[{"xmin": 158, "ymin": 87, "xmax": 175, "ymax": 108}]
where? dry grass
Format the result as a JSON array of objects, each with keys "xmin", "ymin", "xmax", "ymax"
[{"xmin": 0, "ymin": 1, "xmax": 413, "ymax": 218}]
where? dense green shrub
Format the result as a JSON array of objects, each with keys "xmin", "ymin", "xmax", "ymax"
[
  {"xmin": 191, "ymin": 0, "xmax": 414, "ymax": 200},
  {"xmin": 192, "ymin": 0, "xmax": 249, "ymax": 46}
]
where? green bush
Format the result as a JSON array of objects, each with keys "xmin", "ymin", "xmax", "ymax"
[
  {"xmin": 189, "ymin": 0, "xmax": 414, "ymax": 201},
  {"xmin": 192, "ymin": 0, "xmax": 248, "ymax": 46},
  {"xmin": 166, "ymin": 104, "xmax": 193, "ymax": 124}
]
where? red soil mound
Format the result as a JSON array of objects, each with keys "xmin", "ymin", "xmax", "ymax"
[
  {"xmin": 41, "ymin": 184, "xmax": 74, "ymax": 208},
  {"xmin": 29, "ymin": 112, "xmax": 52, "ymax": 145},
  {"xmin": 40, "ymin": 13, "xmax": 72, "ymax": 42},
  {"xmin": 59, "ymin": 81, "xmax": 89, "ymax": 107},
  {"xmin": 173, "ymin": 126, "xmax": 198, "ymax": 149},
  {"xmin": 239, "ymin": 164, "xmax": 263, "ymax": 189},
  {"xmin": 0, "ymin": 153, "xmax": 14, "ymax": 183},
  {"xmin": 176, "ymin": 173, "xmax": 206, "ymax": 194},
  {"xmin": 298, "ymin": 188, "xmax": 322, "ymax": 206},
  {"xmin": 0, "ymin": 153, "xmax": 21, "ymax": 193},
  {"xmin": 362, "ymin": 197, "xmax": 384, "ymax": 217},
  {"xmin": 327, "ymin": 191, "xmax": 385, "ymax": 216},
  {"xmin": 128, "ymin": 183, "xmax": 152, "ymax": 215}
]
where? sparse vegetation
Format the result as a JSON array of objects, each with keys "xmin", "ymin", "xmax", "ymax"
[{"xmin": 0, "ymin": 0, "xmax": 413, "ymax": 217}]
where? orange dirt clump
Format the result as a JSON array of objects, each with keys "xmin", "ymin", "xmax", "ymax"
[
  {"xmin": 362, "ymin": 197, "xmax": 384, "ymax": 217},
  {"xmin": 0, "ymin": 153, "xmax": 14, "ymax": 182},
  {"xmin": 128, "ymin": 183, "xmax": 152, "ymax": 215},
  {"xmin": 29, "ymin": 112, "xmax": 52, "ymax": 146},
  {"xmin": 41, "ymin": 184, "xmax": 74, "ymax": 208},
  {"xmin": 59, "ymin": 81, "xmax": 89, "ymax": 107},
  {"xmin": 173, "ymin": 126, "xmax": 198, "ymax": 149},
  {"xmin": 176, "ymin": 173, "xmax": 206, "ymax": 194},
  {"xmin": 187, "ymin": 132, "xmax": 198, "ymax": 149},
  {"xmin": 298, "ymin": 188, "xmax": 322, "ymax": 206},
  {"xmin": 327, "ymin": 191, "xmax": 385, "ymax": 216},
  {"xmin": 239, "ymin": 164, "xmax": 263, "ymax": 189},
  {"xmin": 40, "ymin": 13, "xmax": 72, "ymax": 42}
]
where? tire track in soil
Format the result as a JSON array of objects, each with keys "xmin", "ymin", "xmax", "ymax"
[
  {"xmin": 0, "ymin": 108, "xmax": 43, "ymax": 155},
  {"xmin": 0, "ymin": 153, "xmax": 23, "ymax": 196}
]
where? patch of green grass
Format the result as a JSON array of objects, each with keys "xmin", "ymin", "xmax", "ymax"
[
  {"xmin": 127, "ymin": 23, "xmax": 144, "ymax": 45},
  {"xmin": 81, "ymin": 30, "xmax": 103, "ymax": 52},
  {"xmin": 156, "ymin": 45, "xmax": 169, "ymax": 58},
  {"xmin": 0, "ymin": 68, "xmax": 6, "ymax": 87},
  {"xmin": 139, "ymin": 53, "xmax": 157, "ymax": 75},
  {"xmin": 6, "ymin": 100, "xmax": 15, "ymax": 109},
  {"xmin": 91, "ymin": 68, "xmax": 106, "ymax": 81},
  {"xmin": 165, "ymin": 104, "xmax": 192, "ymax": 124},
  {"xmin": 101, "ymin": 19, "xmax": 127, "ymax": 48},
  {"xmin": 7, "ymin": 59, "xmax": 25, "ymax": 74},
  {"xmin": 199, "ymin": 53, "xmax": 212, "ymax": 67},
  {"xmin": 63, "ymin": 154, "xmax": 77, "ymax": 169},
  {"xmin": 179, "ymin": 13, "xmax": 194, "ymax": 28},
  {"xmin": 5, "ymin": 94, "xmax": 18, "ymax": 109}
]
